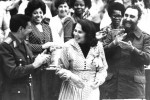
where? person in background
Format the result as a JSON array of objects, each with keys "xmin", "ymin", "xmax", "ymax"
[
  {"xmin": 49, "ymin": 0, "xmax": 74, "ymax": 99},
  {"xmin": 0, "ymin": 14, "xmax": 50, "ymax": 100},
  {"xmin": 88, "ymin": 0, "xmax": 108, "ymax": 26},
  {"xmin": 18, "ymin": 0, "xmax": 52, "ymax": 23},
  {"xmin": 132, "ymin": 0, "xmax": 150, "ymax": 34},
  {"xmin": 0, "ymin": 0, "xmax": 12, "ymax": 43},
  {"xmin": 49, "ymin": 0, "xmax": 74, "ymax": 43},
  {"xmin": 96, "ymin": 2, "xmax": 125, "ymax": 43},
  {"xmin": 101, "ymin": 5, "xmax": 150, "ymax": 99},
  {"xmin": 56, "ymin": 19, "xmax": 108, "ymax": 100},
  {"xmin": 69, "ymin": 0, "xmax": 91, "ymax": 23},
  {"xmin": 70, "ymin": 0, "xmax": 108, "ymax": 32},
  {"xmin": 25, "ymin": 0, "xmax": 56, "ymax": 100},
  {"xmin": 100, "ymin": 0, "xmax": 124, "ymax": 30},
  {"xmin": 123, "ymin": 0, "xmax": 132, "ymax": 8}
]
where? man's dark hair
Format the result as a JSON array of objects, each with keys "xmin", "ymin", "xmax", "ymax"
[
  {"xmin": 70, "ymin": 0, "xmax": 91, "ymax": 9},
  {"xmin": 126, "ymin": 5, "xmax": 142, "ymax": 19},
  {"xmin": 25, "ymin": 0, "xmax": 46, "ymax": 17},
  {"xmin": 108, "ymin": 2, "xmax": 125, "ymax": 17},
  {"xmin": 10, "ymin": 14, "xmax": 30, "ymax": 32},
  {"xmin": 76, "ymin": 19, "xmax": 98, "ymax": 47},
  {"xmin": 55, "ymin": 0, "xmax": 70, "ymax": 9}
]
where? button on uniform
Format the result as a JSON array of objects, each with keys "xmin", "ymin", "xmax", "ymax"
[{"xmin": 18, "ymin": 91, "xmax": 21, "ymax": 93}]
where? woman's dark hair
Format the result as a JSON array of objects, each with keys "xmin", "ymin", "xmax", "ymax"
[
  {"xmin": 132, "ymin": 0, "xmax": 150, "ymax": 9},
  {"xmin": 55, "ymin": 0, "xmax": 70, "ymax": 9},
  {"xmin": 126, "ymin": 5, "xmax": 142, "ymax": 19},
  {"xmin": 70, "ymin": 0, "xmax": 91, "ymax": 9},
  {"xmin": 76, "ymin": 19, "xmax": 98, "ymax": 47},
  {"xmin": 25, "ymin": 0, "xmax": 46, "ymax": 17},
  {"xmin": 108, "ymin": 2, "xmax": 125, "ymax": 17}
]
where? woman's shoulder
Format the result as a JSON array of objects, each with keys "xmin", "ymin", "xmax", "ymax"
[{"xmin": 64, "ymin": 39, "xmax": 75, "ymax": 46}]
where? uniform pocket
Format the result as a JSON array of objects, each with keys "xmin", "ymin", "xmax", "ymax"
[
  {"xmin": 10, "ymin": 84, "xmax": 27, "ymax": 94},
  {"xmin": 134, "ymin": 75, "xmax": 146, "ymax": 84}
]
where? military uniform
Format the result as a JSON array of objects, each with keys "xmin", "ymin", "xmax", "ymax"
[
  {"xmin": 100, "ymin": 27, "xmax": 150, "ymax": 99},
  {"xmin": 0, "ymin": 33, "xmax": 35, "ymax": 100}
]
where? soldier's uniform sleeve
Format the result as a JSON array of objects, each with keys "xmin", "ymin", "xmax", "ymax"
[
  {"xmin": 131, "ymin": 33, "xmax": 150, "ymax": 65},
  {"xmin": 0, "ymin": 42, "xmax": 35, "ymax": 79}
]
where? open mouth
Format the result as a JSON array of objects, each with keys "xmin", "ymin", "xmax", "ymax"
[{"xmin": 125, "ymin": 22, "xmax": 131, "ymax": 28}]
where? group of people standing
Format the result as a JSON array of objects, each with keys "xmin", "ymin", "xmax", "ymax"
[{"xmin": 0, "ymin": 0, "xmax": 150, "ymax": 100}]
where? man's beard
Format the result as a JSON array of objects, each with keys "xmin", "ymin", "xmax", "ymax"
[{"xmin": 122, "ymin": 20, "xmax": 137, "ymax": 33}]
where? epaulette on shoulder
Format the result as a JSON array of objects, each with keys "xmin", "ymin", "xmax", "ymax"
[{"xmin": 4, "ymin": 37, "xmax": 12, "ymax": 44}]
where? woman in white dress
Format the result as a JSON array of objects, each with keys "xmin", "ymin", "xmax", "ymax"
[{"xmin": 56, "ymin": 19, "xmax": 108, "ymax": 100}]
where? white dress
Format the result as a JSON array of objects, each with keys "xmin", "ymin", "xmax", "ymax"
[{"xmin": 58, "ymin": 39, "xmax": 108, "ymax": 100}]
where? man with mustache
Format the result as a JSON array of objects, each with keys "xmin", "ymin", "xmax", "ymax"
[{"xmin": 100, "ymin": 5, "xmax": 150, "ymax": 99}]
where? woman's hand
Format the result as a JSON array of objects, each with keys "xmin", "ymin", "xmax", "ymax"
[
  {"xmin": 42, "ymin": 42, "xmax": 52, "ymax": 49},
  {"xmin": 71, "ymin": 74, "xmax": 85, "ymax": 89},
  {"xmin": 56, "ymin": 68, "xmax": 72, "ymax": 80},
  {"xmin": 90, "ymin": 78, "xmax": 105, "ymax": 89}
]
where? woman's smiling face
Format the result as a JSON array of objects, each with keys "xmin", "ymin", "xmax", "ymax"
[
  {"xmin": 58, "ymin": 2, "xmax": 69, "ymax": 18},
  {"xmin": 31, "ymin": 8, "xmax": 44, "ymax": 24},
  {"xmin": 74, "ymin": 0, "xmax": 85, "ymax": 16},
  {"xmin": 73, "ymin": 23, "xmax": 86, "ymax": 44}
]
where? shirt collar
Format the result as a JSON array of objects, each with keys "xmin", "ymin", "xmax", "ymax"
[
  {"xmin": 9, "ymin": 32, "xmax": 23, "ymax": 48},
  {"xmin": 132, "ymin": 26, "xmax": 142, "ymax": 39}
]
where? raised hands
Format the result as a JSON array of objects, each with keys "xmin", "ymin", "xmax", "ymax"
[
  {"xmin": 113, "ymin": 32, "xmax": 127, "ymax": 45},
  {"xmin": 118, "ymin": 41, "xmax": 135, "ymax": 51},
  {"xmin": 96, "ymin": 31, "xmax": 107, "ymax": 41}
]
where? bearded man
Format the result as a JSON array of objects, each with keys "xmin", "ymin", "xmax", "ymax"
[{"xmin": 100, "ymin": 5, "xmax": 150, "ymax": 99}]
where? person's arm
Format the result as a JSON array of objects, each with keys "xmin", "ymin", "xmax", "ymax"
[
  {"xmin": 0, "ymin": 43, "xmax": 35, "ymax": 79},
  {"xmin": 63, "ymin": 17, "xmax": 74, "ymax": 42},
  {"xmin": 131, "ymin": 34, "xmax": 150, "ymax": 65},
  {"xmin": 95, "ymin": 43, "xmax": 108, "ymax": 84},
  {"xmin": 0, "ymin": 43, "xmax": 50, "ymax": 79},
  {"xmin": 56, "ymin": 45, "xmax": 84, "ymax": 88}
]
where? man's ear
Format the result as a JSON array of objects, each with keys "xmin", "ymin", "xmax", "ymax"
[{"xmin": 17, "ymin": 26, "xmax": 23, "ymax": 32}]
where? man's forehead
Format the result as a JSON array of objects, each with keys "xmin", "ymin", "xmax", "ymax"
[{"xmin": 125, "ymin": 8, "xmax": 138, "ymax": 15}]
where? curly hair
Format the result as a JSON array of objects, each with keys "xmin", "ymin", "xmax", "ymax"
[
  {"xmin": 70, "ymin": 0, "xmax": 91, "ymax": 9},
  {"xmin": 55, "ymin": 0, "xmax": 70, "ymax": 9},
  {"xmin": 107, "ymin": 2, "xmax": 125, "ymax": 17},
  {"xmin": 76, "ymin": 19, "xmax": 98, "ymax": 47},
  {"xmin": 25, "ymin": 0, "xmax": 46, "ymax": 17}
]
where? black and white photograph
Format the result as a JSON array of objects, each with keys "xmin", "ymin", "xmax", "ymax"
[{"xmin": 0, "ymin": 0, "xmax": 150, "ymax": 100}]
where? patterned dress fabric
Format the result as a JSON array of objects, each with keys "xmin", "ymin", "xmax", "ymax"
[
  {"xmin": 58, "ymin": 39, "xmax": 108, "ymax": 100},
  {"xmin": 27, "ymin": 22, "xmax": 55, "ymax": 100},
  {"xmin": 28, "ymin": 22, "xmax": 53, "ymax": 54}
]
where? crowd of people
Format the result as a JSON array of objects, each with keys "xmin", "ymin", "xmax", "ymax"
[{"xmin": 0, "ymin": 0, "xmax": 150, "ymax": 100}]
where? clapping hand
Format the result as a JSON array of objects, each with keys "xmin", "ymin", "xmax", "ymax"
[
  {"xmin": 96, "ymin": 31, "xmax": 107, "ymax": 41},
  {"xmin": 113, "ymin": 33, "xmax": 127, "ymax": 45},
  {"xmin": 118, "ymin": 41, "xmax": 134, "ymax": 51}
]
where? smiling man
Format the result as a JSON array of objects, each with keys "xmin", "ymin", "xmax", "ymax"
[{"xmin": 100, "ymin": 5, "xmax": 150, "ymax": 99}]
